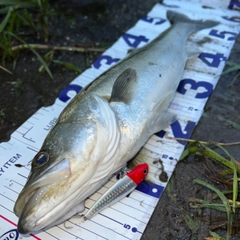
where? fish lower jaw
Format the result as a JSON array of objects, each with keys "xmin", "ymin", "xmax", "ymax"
[
  {"xmin": 18, "ymin": 191, "xmax": 84, "ymax": 233},
  {"xmin": 18, "ymin": 214, "xmax": 52, "ymax": 235},
  {"xmin": 17, "ymin": 222, "xmax": 35, "ymax": 235},
  {"xmin": 17, "ymin": 205, "xmax": 59, "ymax": 234},
  {"xmin": 17, "ymin": 184, "xmax": 57, "ymax": 234}
]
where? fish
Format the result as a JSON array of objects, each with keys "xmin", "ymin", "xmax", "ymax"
[
  {"xmin": 83, "ymin": 163, "xmax": 148, "ymax": 220},
  {"xmin": 13, "ymin": 11, "xmax": 219, "ymax": 234}
]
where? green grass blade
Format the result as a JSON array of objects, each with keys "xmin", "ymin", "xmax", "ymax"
[
  {"xmin": 0, "ymin": 0, "xmax": 36, "ymax": 8},
  {"xmin": 53, "ymin": 60, "xmax": 82, "ymax": 73},
  {"xmin": 194, "ymin": 178, "xmax": 231, "ymax": 239},
  {"xmin": 222, "ymin": 64, "xmax": 240, "ymax": 75},
  {"xmin": 0, "ymin": 6, "xmax": 12, "ymax": 14},
  {"xmin": 38, "ymin": 50, "xmax": 54, "ymax": 72},
  {"xmin": 183, "ymin": 212, "xmax": 200, "ymax": 239},
  {"xmin": 217, "ymin": 115, "xmax": 240, "ymax": 129},
  {"xmin": 214, "ymin": 144, "xmax": 238, "ymax": 213},
  {"xmin": 209, "ymin": 230, "xmax": 225, "ymax": 240},
  {"xmin": 0, "ymin": 6, "xmax": 12, "ymax": 32},
  {"xmin": 230, "ymin": 160, "xmax": 237, "ymax": 212},
  {"xmin": 30, "ymin": 48, "xmax": 54, "ymax": 79},
  {"xmin": 189, "ymin": 198, "xmax": 227, "ymax": 212},
  {"xmin": 6, "ymin": 31, "xmax": 54, "ymax": 79},
  {"xmin": 37, "ymin": 0, "xmax": 42, "ymax": 12},
  {"xmin": 194, "ymin": 179, "xmax": 230, "ymax": 210},
  {"xmin": 44, "ymin": 50, "xmax": 54, "ymax": 62},
  {"xmin": 0, "ymin": 65, "xmax": 12, "ymax": 74},
  {"xmin": 198, "ymin": 143, "xmax": 240, "ymax": 173},
  {"xmin": 17, "ymin": 10, "xmax": 34, "ymax": 29},
  {"xmin": 190, "ymin": 202, "xmax": 227, "ymax": 212},
  {"xmin": 179, "ymin": 146, "xmax": 201, "ymax": 160}
]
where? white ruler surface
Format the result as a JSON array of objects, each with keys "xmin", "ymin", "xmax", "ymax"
[{"xmin": 0, "ymin": 0, "xmax": 239, "ymax": 239}]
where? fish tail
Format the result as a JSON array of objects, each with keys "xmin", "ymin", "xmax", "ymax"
[{"xmin": 167, "ymin": 10, "xmax": 219, "ymax": 32}]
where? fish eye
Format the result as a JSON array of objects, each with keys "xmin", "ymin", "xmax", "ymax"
[
  {"xmin": 33, "ymin": 152, "xmax": 49, "ymax": 167},
  {"xmin": 143, "ymin": 169, "xmax": 148, "ymax": 175}
]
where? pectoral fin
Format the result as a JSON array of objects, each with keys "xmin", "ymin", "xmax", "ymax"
[
  {"xmin": 144, "ymin": 92, "xmax": 177, "ymax": 136},
  {"xmin": 110, "ymin": 68, "xmax": 137, "ymax": 104},
  {"xmin": 154, "ymin": 111, "xmax": 176, "ymax": 132}
]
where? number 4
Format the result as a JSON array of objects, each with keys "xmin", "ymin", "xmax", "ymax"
[
  {"xmin": 122, "ymin": 33, "xmax": 149, "ymax": 48},
  {"xmin": 199, "ymin": 52, "xmax": 226, "ymax": 68}
]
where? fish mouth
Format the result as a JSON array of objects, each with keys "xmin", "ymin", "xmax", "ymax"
[
  {"xmin": 14, "ymin": 158, "xmax": 71, "ymax": 234},
  {"xmin": 17, "ymin": 183, "xmax": 57, "ymax": 234}
]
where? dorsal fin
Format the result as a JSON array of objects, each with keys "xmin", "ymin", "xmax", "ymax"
[{"xmin": 110, "ymin": 68, "xmax": 137, "ymax": 104}]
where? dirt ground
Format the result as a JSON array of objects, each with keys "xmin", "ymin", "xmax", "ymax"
[{"xmin": 0, "ymin": 1, "xmax": 240, "ymax": 239}]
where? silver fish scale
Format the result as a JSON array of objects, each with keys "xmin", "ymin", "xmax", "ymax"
[{"xmin": 84, "ymin": 175, "xmax": 137, "ymax": 220}]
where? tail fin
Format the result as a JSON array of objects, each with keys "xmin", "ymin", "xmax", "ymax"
[{"xmin": 167, "ymin": 10, "xmax": 219, "ymax": 32}]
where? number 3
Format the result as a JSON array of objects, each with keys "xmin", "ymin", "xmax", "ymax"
[{"xmin": 177, "ymin": 79, "xmax": 213, "ymax": 99}]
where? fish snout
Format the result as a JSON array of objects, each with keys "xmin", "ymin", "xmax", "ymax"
[
  {"xmin": 17, "ymin": 217, "xmax": 35, "ymax": 234},
  {"xmin": 16, "ymin": 183, "xmax": 59, "ymax": 234}
]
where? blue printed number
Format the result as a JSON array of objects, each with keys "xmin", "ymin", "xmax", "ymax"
[
  {"xmin": 141, "ymin": 16, "xmax": 166, "ymax": 25},
  {"xmin": 93, "ymin": 55, "xmax": 120, "ymax": 69},
  {"xmin": 171, "ymin": 121, "xmax": 196, "ymax": 145},
  {"xmin": 122, "ymin": 33, "xmax": 149, "ymax": 48},
  {"xmin": 209, "ymin": 30, "xmax": 237, "ymax": 41},
  {"xmin": 222, "ymin": 16, "xmax": 240, "ymax": 22},
  {"xmin": 123, "ymin": 224, "xmax": 131, "ymax": 230},
  {"xmin": 199, "ymin": 52, "xmax": 226, "ymax": 67},
  {"xmin": 156, "ymin": 120, "xmax": 196, "ymax": 145},
  {"xmin": 123, "ymin": 224, "xmax": 138, "ymax": 233},
  {"xmin": 58, "ymin": 84, "xmax": 82, "ymax": 103},
  {"xmin": 228, "ymin": 0, "xmax": 240, "ymax": 9},
  {"xmin": 177, "ymin": 79, "xmax": 213, "ymax": 99}
]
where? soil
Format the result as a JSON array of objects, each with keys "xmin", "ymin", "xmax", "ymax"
[{"xmin": 0, "ymin": 1, "xmax": 240, "ymax": 239}]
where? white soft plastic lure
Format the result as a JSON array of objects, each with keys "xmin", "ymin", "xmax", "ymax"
[{"xmin": 14, "ymin": 11, "xmax": 218, "ymax": 234}]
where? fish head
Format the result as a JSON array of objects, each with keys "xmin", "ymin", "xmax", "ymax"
[{"xmin": 14, "ymin": 119, "xmax": 102, "ymax": 234}]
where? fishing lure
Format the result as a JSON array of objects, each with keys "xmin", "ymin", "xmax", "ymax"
[{"xmin": 83, "ymin": 163, "xmax": 148, "ymax": 220}]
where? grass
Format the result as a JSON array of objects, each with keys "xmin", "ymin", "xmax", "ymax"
[
  {"xmin": 165, "ymin": 177, "xmax": 201, "ymax": 239},
  {"xmin": 217, "ymin": 115, "xmax": 240, "ymax": 130},
  {"xmin": 0, "ymin": 0, "xmax": 87, "ymax": 79},
  {"xmin": 183, "ymin": 212, "xmax": 200, "ymax": 240},
  {"xmin": 0, "ymin": 64, "xmax": 12, "ymax": 73},
  {"xmin": 222, "ymin": 61, "xmax": 240, "ymax": 86},
  {"xmin": 0, "ymin": 109, "xmax": 5, "ymax": 117},
  {"xmin": 13, "ymin": 78, "xmax": 24, "ymax": 96},
  {"xmin": 181, "ymin": 142, "xmax": 240, "ymax": 239},
  {"xmin": 0, "ymin": 0, "xmax": 53, "ymax": 77},
  {"xmin": 222, "ymin": 61, "xmax": 240, "ymax": 75}
]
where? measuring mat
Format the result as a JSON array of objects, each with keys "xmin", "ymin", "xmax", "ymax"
[{"xmin": 0, "ymin": 0, "xmax": 239, "ymax": 239}]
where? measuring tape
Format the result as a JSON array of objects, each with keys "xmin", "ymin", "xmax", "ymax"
[{"xmin": 0, "ymin": 1, "xmax": 239, "ymax": 239}]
